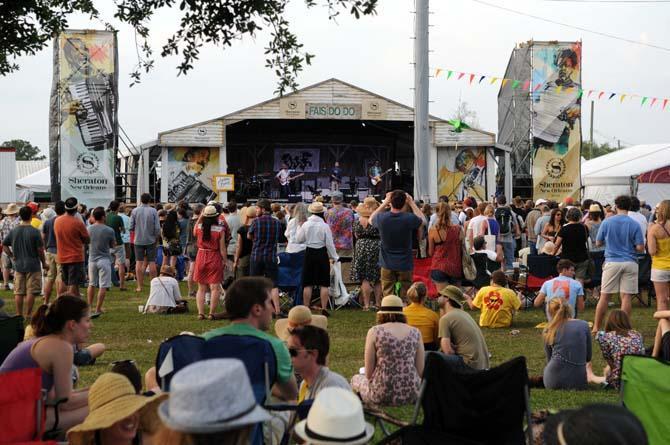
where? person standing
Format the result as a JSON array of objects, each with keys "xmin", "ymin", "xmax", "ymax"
[
  {"xmin": 593, "ymin": 195, "xmax": 645, "ymax": 332},
  {"xmin": 534, "ymin": 205, "xmax": 552, "ymax": 254},
  {"xmin": 234, "ymin": 206, "xmax": 257, "ymax": 278},
  {"xmin": 648, "ymin": 200, "xmax": 670, "ymax": 312},
  {"xmin": 553, "ymin": 207, "xmax": 590, "ymax": 285},
  {"xmin": 225, "ymin": 201, "xmax": 241, "ymax": 279},
  {"xmin": 248, "ymin": 199, "xmax": 283, "ymax": 314},
  {"xmin": 130, "ymin": 193, "xmax": 160, "ymax": 292},
  {"xmin": 330, "ymin": 161, "xmax": 343, "ymax": 192},
  {"xmin": 27, "ymin": 202, "xmax": 42, "ymax": 230},
  {"xmin": 54, "ymin": 197, "xmax": 90, "ymax": 297},
  {"xmin": 105, "ymin": 200, "xmax": 127, "ymax": 291},
  {"xmin": 42, "ymin": 201, "xmax": 65, "ymax": 302},
  {"xmin": 526, "ymin": 199, "xmax": 545, "ymax": 256},
  {"xmin": 428, "ymin": 202, "xmax": 463, "ymax": 291},
  {"xmin": 185, "ymin": 204, "xmax": 203, "ymax": 297},
  {"xmin": 161, "ymin": 204, "xmax": 181, "ymax": 270},
  {"xmin": 351, "ymin": 198, "xmax": 382, "ymax": 310},
  {"xmin": 87, "ymin": 207, "xmax": 116, "ymax": 316},
  {"xmin": 628, "ymin": 196, "xmax": 648, "ymax": 240},
  {"xmin": 193, "ymin": 205, "xmax": 228, "ymax": 320},
  {"xmin": 370, "ymin": 190, "xmax": 424, "ymax": 299},
  {"xmin": 119, "ymin": 204, "xmax": 132, "ymax": 275},
  {"xmin": 275, "ymin": 162, "xmax": 295, "ymax": 199},
  {"xmin": 0, "ymin": 204, "xmax": 20, "ymax": 290},
  {"xmin": 2, "ymin": 206, "xmax": 47, "ymax": 317},
  {"xmin": 368, "ymin": 160, "xmax": 384, "ymax": 196},
  {"xmin": 326, "ymin": 192, "xmax": 354, "ymax": 259},
  {"xmin": 493, "ymin": 195, "xmax": 519, "ymax": 271}
]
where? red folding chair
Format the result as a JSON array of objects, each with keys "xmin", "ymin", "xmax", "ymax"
[{"xmin": 0, "ymin": 368, "xmax": 66, "ymax": 444}]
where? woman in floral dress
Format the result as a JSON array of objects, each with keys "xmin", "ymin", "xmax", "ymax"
[
  {"xmin": 351, "ymin": 197, "xmax": 382, "ymax": 310},
  {"xmin": 351, "ymin": 295, "xmax": 424, "ymax": 406}
]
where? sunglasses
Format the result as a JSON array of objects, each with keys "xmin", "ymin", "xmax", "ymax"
[{"xmin": 288, "ymin": 348, "xmax": 313, "ymax": 357}]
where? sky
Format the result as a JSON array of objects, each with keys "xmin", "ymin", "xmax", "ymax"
[{"xmin": 1, "ymin": 0, "xmax": 669, "ymax": 158}]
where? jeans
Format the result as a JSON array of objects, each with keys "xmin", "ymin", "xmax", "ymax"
[
  {"xmin": 529, "ymin": 242, "xmax": 538, "ymax": 256},
  {"xmin": 500, "ymin": 240, "xmax": 515, "ymax": 270}
]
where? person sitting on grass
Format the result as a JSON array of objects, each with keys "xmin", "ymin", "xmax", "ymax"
[
  {"xmin": 274, "ymin": 305, "xmax": 327, "ymax": 342},
  {"xmin": 542, "ymin": 299, "xmax": 592, "ymax": 390},
  {"xmin": 534, "ymin": 259, "xmax": 585, "ymax": 320},
  {"xmin": 403, "ymin": 282, "xmax": 440, "ymax": 351},
  {"xmin": 469, "ymin": 235, "xmax": 502, "ymax": 290},
  {"xmin": 652, "ymin": 310, "xmax": 670, "ymax": 361},
  {"xmin": 437, "ymin": 285, "xmax": 490, "ymax": 370},
  {"xmin": 587, "ymin": 309, "xmax": 645, "ymax": 389},
  {"xmin": 144, "ymin": 265, "xmax": 183, "ymax": 314},
  {"xmin": 464, "ymin": 270, "xmax": 521, "ymax": 328}
]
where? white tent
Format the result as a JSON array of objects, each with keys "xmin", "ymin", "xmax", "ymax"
[
  {"xmin": 582, "ymin": 144, "xmax": 670, "ymax": 207},
  {"xmin": 16, "ymin": 166, "xmax": 51, "ymax": 202}
]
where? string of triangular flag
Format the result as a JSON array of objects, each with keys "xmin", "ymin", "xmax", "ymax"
[{"xmin": 434, "ymin": 68, "xmax": 669, "ymax": 111}]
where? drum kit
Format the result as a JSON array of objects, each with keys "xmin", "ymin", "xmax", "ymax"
[{"xmin": 239, "ymin": 173, "xmax": 272, "ymax": 198}]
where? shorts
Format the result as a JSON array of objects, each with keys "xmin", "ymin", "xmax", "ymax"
[
  {"xmin": 601, "ymin": 261, "xmax": 638, "ymax": 295},
  {"xmin": 45, "ymin": 252, "xmax": 62, "ymax": 282},
  {"xmin": 14, "ymin": 271, "xmax": 41, "ymax": 296},
  {"xmin": 88, "ymin": 259, "xmax": 112, "ymax": 289},
  {"xmin": 134, "ymin": 244, "xmax": 157, "ymax": 262},
  {"xmin": 250, "ymin": 259, "xmax": 278, "ymax": 286},
  {"xmin": 110, "ymin": 245, "xmax": 126, "ymax": 265},
  {"xmin": 1, "ymin": 252, "xmax": 13, "ymax": 270},
  {"xmin": 651, "ymin": 268, "xmax": 670, "ymax": 283},
  {"xmin": 73, "ymin": 348, "xmax": 95, "ymax": 366},
  {"xmin": 61, "ymin": 263, "xmax": 86, "ymax": 287},
  {"xmin": 430, "ymin": 269, "xmax": 459, "ymax": 284},
  {"xmin": 574, "ymin": 259, "xmax": 592, "ymax": 281},
  {"xmin": 336, "ymin": 248, "xmax": 354, "ymax": 259}
]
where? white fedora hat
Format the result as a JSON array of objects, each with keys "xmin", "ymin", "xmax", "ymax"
[
  {"xmin": 294, "ymin": 387, "xmax": 374, "ymax": 445},
  {"xmin": 158, "ymin": 358, "xmax": 270, "ymax": 433}
]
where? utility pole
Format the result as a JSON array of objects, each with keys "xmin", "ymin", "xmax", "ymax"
[
  {"xmin": 589, "ymin": 100, "xmax": 594, "ymax": 159},
  {"xmin": 413, "ymin": 0, "xmax": 430, "ymax": 202}
]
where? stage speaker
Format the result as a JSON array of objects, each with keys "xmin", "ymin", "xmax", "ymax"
[{"xmin": 288, "ymin": 194, "xmax": 301, "ymax": 203}]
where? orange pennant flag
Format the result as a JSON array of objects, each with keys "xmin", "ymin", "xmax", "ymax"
[
  {"xmin": 435, "ymin": 69, "xmax": 442, "ymax": 77},
  {"xmin": 501, "ymin": 79, "xmax": 509, "ymax": 87},
  {"xmin": 664, "ymin": 99, "xmax": 669, "ymax": 110},
  {"xmin": 598, "ymin": 91, "xmax": 605, "ymax": 100},
  {"xmin": 469, "ymin": 73, "xmax": 475, "ymax": 84}
]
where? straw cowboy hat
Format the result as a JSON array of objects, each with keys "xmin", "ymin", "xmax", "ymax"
[
  {"xmin": 2, "ymin": 203, "xmax": 19, "ymax": 215},
  {"xmin": 274, "ymin": 305, "xmax": 328, "ymax": 341},
  {"xmin": 308, "ymin": 201, "xmax": 325, "ymax": 214},
  {"xmin": 438, "ymin": 285, "xmax": 466, "ymax": 309},
  {"xmin": 294, "ymin": 387, "xmax": 374, "ymax": 445},
  {"xmin": 158, "ymin": 358, "xmax": 271, "ymax": 433},
  {"xmin": 588, "ymin": 204, "xmax": 602, "ymax": 213},
  {"xmin": 67, "ymin": 373, "xmax": 166, "ymax": 445},
  {"xmin": 202, "ymin": 205, "xmax": 219, "ymax": 218},
  {"xmin": 541, "ymin": 241, "xmax": 557, "ymax": 256},
  {"xmin": 376, "ymin": 295, "xmax": 404, "ymax": 315},
  {"xmin": 355, "ymin": 197, "xmax": 379, "ymax": 218}
]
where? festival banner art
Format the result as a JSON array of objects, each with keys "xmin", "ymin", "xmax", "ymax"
[
  {"xmin": 531, "ymin": 42, "xmax": 582, "ymax": 201},
  {"xmin": 49, "ymin": 30, "xmax": 117, "ymax": 208},
  {"xmin": 437, "ymin": 147, "xmax": 487, "ymax": 201},
  {"xmin": 273, "ymin": 148, "xmax": 321, "ymax": 173},
  {"xmin": 166, "ymin": 147, "xmax": 219, "ymax": 203}
]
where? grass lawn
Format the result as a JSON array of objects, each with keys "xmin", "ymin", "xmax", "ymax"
[{"xmin": 2, "ymin": 284, "xmax": 659, "ymax": 430}]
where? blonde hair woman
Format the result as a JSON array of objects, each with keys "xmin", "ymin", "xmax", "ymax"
[
  {"xmin": 427, "ymin": 202, "xmax": 463, "ymax": 291},
  {"xmin": 403, "ymin": 282, "xmax": 439, "ymax": 351},
  {"xmin": 542, "ymin": 299, "xmax": 591, "ymax": 390},
  {"xmin": 648, "ymin": 200, "xmax": 670, "ymax": 311}
]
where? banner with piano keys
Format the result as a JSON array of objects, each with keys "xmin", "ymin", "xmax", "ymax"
[{"xmin": 49, "ymin": 30, "xmax": 117, "ymax": 208}]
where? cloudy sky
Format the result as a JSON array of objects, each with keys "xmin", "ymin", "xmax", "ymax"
[{"xmin": 1, "ymin": 0, "xmax": 668, "ymax": 158}]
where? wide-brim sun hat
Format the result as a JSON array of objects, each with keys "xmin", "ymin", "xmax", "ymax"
[
  {"xmin": 588, "ymin": 204, "xmax": 601, "ymax": 213},
  {"xmin": 3, "ymin": 203, "xmax": 19, "ymax": 215},
  {"xmin": 202, "ymin": 205, "xmax": 219, "ymax": 218},
  {"xmin": 438, "ymin": 285, "xmax": 465, "ymax": 309},
  {"xmin": 377, "ymin": 295, "xmax": 404, "ymax": 315},
  {"xmin": 308, "ymin": 201, "xmax": 325, "ymax": 214},
  {"xmin": 160, "ymin": 265, "xmax": 175, "ymax": 277},
  {"xmin": 158, "ymin": 358, "xmax": 271, "ymax": 434},
  {"xmin": 294, "ymin": 387, "xmax": 374, "ymax": 445},
  {"xmin": 275, "ymin": 305, "xmax": 328, "ymax": 341},
  {"xmin": 67, "ymin": 373, "xmax": 166, "ymax": 445}
]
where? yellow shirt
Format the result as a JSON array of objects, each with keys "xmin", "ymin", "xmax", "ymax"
[
  {"xmin": 30, "ymin": 217, "xmax": 42, "ymax": 230},
  {"xmin": 403, "ymin": 302, "xmax": 440, "ymax": 344},
  {"xmin": 472, "ymin": 285, "xmax": 521, "ymax": 328},
  {"xmin": 652, "ymin": 236, "xmax": 670, "ymax": 271}
]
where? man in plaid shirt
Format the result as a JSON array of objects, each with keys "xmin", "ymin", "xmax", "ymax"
[
  {"xmin": 0, "ymin": 204, "xmax": 21, "ymax": 290},
  {"xmin": 248, "ymin": 198, "xmax": 283, "ymax": 315}
]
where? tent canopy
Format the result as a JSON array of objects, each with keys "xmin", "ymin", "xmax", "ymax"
[{"xmin": 16, "ymin": 167, "xmax": 51, "ymax": 193}]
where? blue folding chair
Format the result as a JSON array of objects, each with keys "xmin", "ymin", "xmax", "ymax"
[
  {"xmin": 154, "ymin": 334, "xmax": 205, "ymax": 392},
  {"xmin": 277, "ymin": 251, "xmax": 304, "ymax": 308}
]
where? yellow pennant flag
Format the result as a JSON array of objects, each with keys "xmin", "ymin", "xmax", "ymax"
[
  {"xmin": 490, "ymin": 77, "xmax": 498, "ymax": 84},
  {"xmin": 501, "ymin": 79, "xmax": 509, "ymax": 87},
  {"xmin": 620, "ymin": 94, "xmax": 627, "ymax": 103}
]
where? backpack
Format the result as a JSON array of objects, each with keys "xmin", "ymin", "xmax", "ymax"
[{"xmin": 495, "ymin": 207, "xmax": 513, "ymax": 235}]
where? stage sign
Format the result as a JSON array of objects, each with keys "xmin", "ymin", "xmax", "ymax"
[
  {"xmin": 531, "ymin": 42, "xmax": 582, "ymax": 201},
  {"xmin": 49, "ymin": 29, "xmax": 117, "ymax": 208},
  {"xmin": 306, "ymin": 103, "xmax": 361, "ymax": 120},
  {"xmin": 437, "ymin": 147, "xmax": 487, "ymax": 201},
  {"xmin": 273, "ymin": 148, "xmax": 320, "ymax": 173},
  {"xmin": 214, "ymin": 174, "xmax": 235, "ymax": 192},
  {"xmin": 166, "ymin": 147, "xmax": 219, "ymax": 203}
]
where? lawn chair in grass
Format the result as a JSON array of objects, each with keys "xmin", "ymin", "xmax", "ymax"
[
  {"xmin": 277, "ymin": 251, "xmax": 304, "ymax": 310},
  {"xmin": 0, "ymin": 367, "xmax": 67, "ymax": 443},
  {"xmin": 621, "ymin": 354, "xmax": 670, "ymax": 445},
  {"xmin": 0, "ymin": 315, "xmax": 24, "ymax": 364},
  {"xmin": 376, "ymin": 352, "xmax": 532, "ymax": 445},
  {"xmin": 154, "ymin": 334, "xmax": 205, "ymax": 391},
  {"xmin": 512, "ymin": 255, "xmax": 558, "ymax": 305}
]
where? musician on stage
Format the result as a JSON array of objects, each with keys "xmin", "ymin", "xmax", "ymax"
[
  {"xmin": 330, "ymin": 161, "xmax": 343, "ymax": 192},
  {"xmin": 276, "ymin": 162, "xmax": 304, "ymax": 199},
  {"xmin": 368, "ymin": 160, "xmax": 384, "ymax": 196}
]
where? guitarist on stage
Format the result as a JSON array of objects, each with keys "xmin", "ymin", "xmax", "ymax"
[
  {"xmin": 330, "ymin": 161, "xmax": 343, "ymax": 192},
  {"xmin": 276, "ymin": 162, "xmax": 304, "ymax": 199},
  {"xmin": 369, "ymin": 160, "xmax": 386, "ymax": 196}
]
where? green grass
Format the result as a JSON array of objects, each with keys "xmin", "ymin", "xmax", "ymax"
[{"xmin": 2, "ymin": 285, "xmax": 659, "ymax": 425}]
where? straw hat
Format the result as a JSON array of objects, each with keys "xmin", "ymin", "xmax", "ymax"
[
  {"xmin": 158, "ymin": 359, "xmax": 270, "ymax": 433},
  {"xmin": 294, "ymin": 387, "xmax": 374, "ymax": 445},
  {"xmin": 67, "ymin": 373, "xmax": 166, "ymax": 445},
  {"xmin": 160, "ymin": 264, "xmax": 175, "ymax": 277},
  {"xmin": 274, "ymin": 305, "xmax": 328, "ymax": 341},
  {"xmin": 377, "ymin": 295, "xmax": 404, "ymax": 315},
  {"xmin": 164, "ymin": 203, "xmax": 175, "ymax": 211},
  {"xmin": 2, "ymin": 203, "xmax": 19, "ymax": 215},
  {"xmin": 308, "ymin": 201, "xmax": 325, "ymax": 214},
  {"xmin": 588, "ymin": 204, "xmax": 601, "ymax": 213},
  {"xmin": 438, "ymin": 285, "xmax": 466, "ymax": 309},
  {"xmin": 202, "ymin": 205, "xmax": 219, "ymax": 218},
  {"xmin": 541, "ymin": 241, "xmax": 556, "ymax": 255}
]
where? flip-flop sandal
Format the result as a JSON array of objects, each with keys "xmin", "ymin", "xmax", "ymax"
[
  {"xmin": 197, "ymin": 313, "xmax": 206, "ymax": 321},
  {"xmin": 135, "ymin": 288, "xmax": 142, "ymax": 293},
  {"xmin": 207, "ymin": 314, "xmax": 215, "ymax": 321}
]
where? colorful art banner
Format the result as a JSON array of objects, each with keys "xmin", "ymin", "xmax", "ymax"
[
  {"xmin": 437, "ymin": 147, "xmax": 487, "ymax": 201},
  {"xmin": 273, "ymin": 148, "xmax": 321, "ymax": 173},
  {"xmin": 530, "ymin": 42, "xmax": 582, "ymax": 201},
  {"xmin": 49, "ymin": 30, "xmax": 118, "ymax": 208},
  {"xmin": 166, "ymin": 147, "xmax": 219, "ymax": 203}
]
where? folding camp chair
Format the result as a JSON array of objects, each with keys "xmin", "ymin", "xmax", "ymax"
[
  {"xmin": 635, "ymin": 254, "xmax": 653, "ymax": 307},
  {"xmin": 514, "ymin": 255, "xmax": 558, "ymax": 305},
  {"xmin": 154, "ymin": 334, "xmax": 205, "ymax": 392},
  {"xmin": 621, "ymin": 354, "xmax": 670, "ymax": 445},
  {"xmin": 277, "ymin": 251, "xmax": 304, "ymax": 310},
  {"xmin": 0, "ymin": 315, "xmax": 24, "ymax": 364},
  {"xmin": 583, "ymin": 250, "xmax": 605, "ymax": 304},
  {"xmin": 0, "ymin": 368, "xmax": 67, "ymax": 443},
  {"xmin": 377, "ymin": 353, "xmax": 533, "ymax": 445}
]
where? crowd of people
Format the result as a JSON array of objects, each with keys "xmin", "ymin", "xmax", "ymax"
[{"xmin": 0, "ymin": 190, "xmax": 668, "ymax": 444}]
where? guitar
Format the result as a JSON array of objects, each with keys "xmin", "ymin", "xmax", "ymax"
[
  {"xmin": 279, "ymin": 172, "xmax": 305, "ymax": 186},
  {"xmin": 370, "ymin": 168, "xmax": 392, "ymax": 186}
]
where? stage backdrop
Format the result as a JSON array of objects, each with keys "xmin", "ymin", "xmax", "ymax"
[
  {"xmin": 166, "ymin": 147, "xmax": 219, "ymax": 203},
  {"xmin": 531, "ymin": 42, "xmax": 582, "ymax": 201},
  {"xmin": 273, "ymin": 148, "xmax": 320, "ymax": 173},
  {"xmin": 49, "ymin": 30, "xmax": 118, "ymax": 208},
  {"xmin": 437, "ymin": 147, "xmax": 487, "ymax": 201}
]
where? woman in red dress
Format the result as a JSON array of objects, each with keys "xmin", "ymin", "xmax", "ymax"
[{"xmin": 193, "ymin": 205, "xmax": 228, "ymax": 320}]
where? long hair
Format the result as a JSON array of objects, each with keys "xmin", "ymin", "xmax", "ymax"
[
  {"xmin": 292, "ymin": 202, "xmax": 308, "ymax": 225},
  {"xmin": 31, "ymin": 295, "xmax": 89, "ymax": 337},
  {"xmin": 605, "ymin": 310, "xmax": 633, "ymax": 336},
  {"xmin": 163, "ymin": 209, "xmax": 179, "ymax": 239},
  {"xmin": 549, "ymin": 208, "xmax": 565, "ymax": 228},
  {"xmin": 201, "ymin": 216, "xmax": 217, "ymax": 241},
  {"xmin": 406, "ymin": 282, "xmax": 427, "ymax": 304},
  {"xmin": 435, "ymin": 202, "xmax": 452, "ymax": 230},
  {"xmin": 657, "ymin": 200, "xmax": 670, "ymax": 225},
  {"xmin": 543, "ymin": 299, "xmax": 573, "ymax": 346}
]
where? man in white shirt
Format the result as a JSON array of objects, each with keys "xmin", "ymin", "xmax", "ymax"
[
  {"xmin": 628, "ymin": 196, "xmax": 648, "ymax": 240},
  {"xmin": 276, "ymin": 162, "xmax": 291, "ymax": 199}
]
